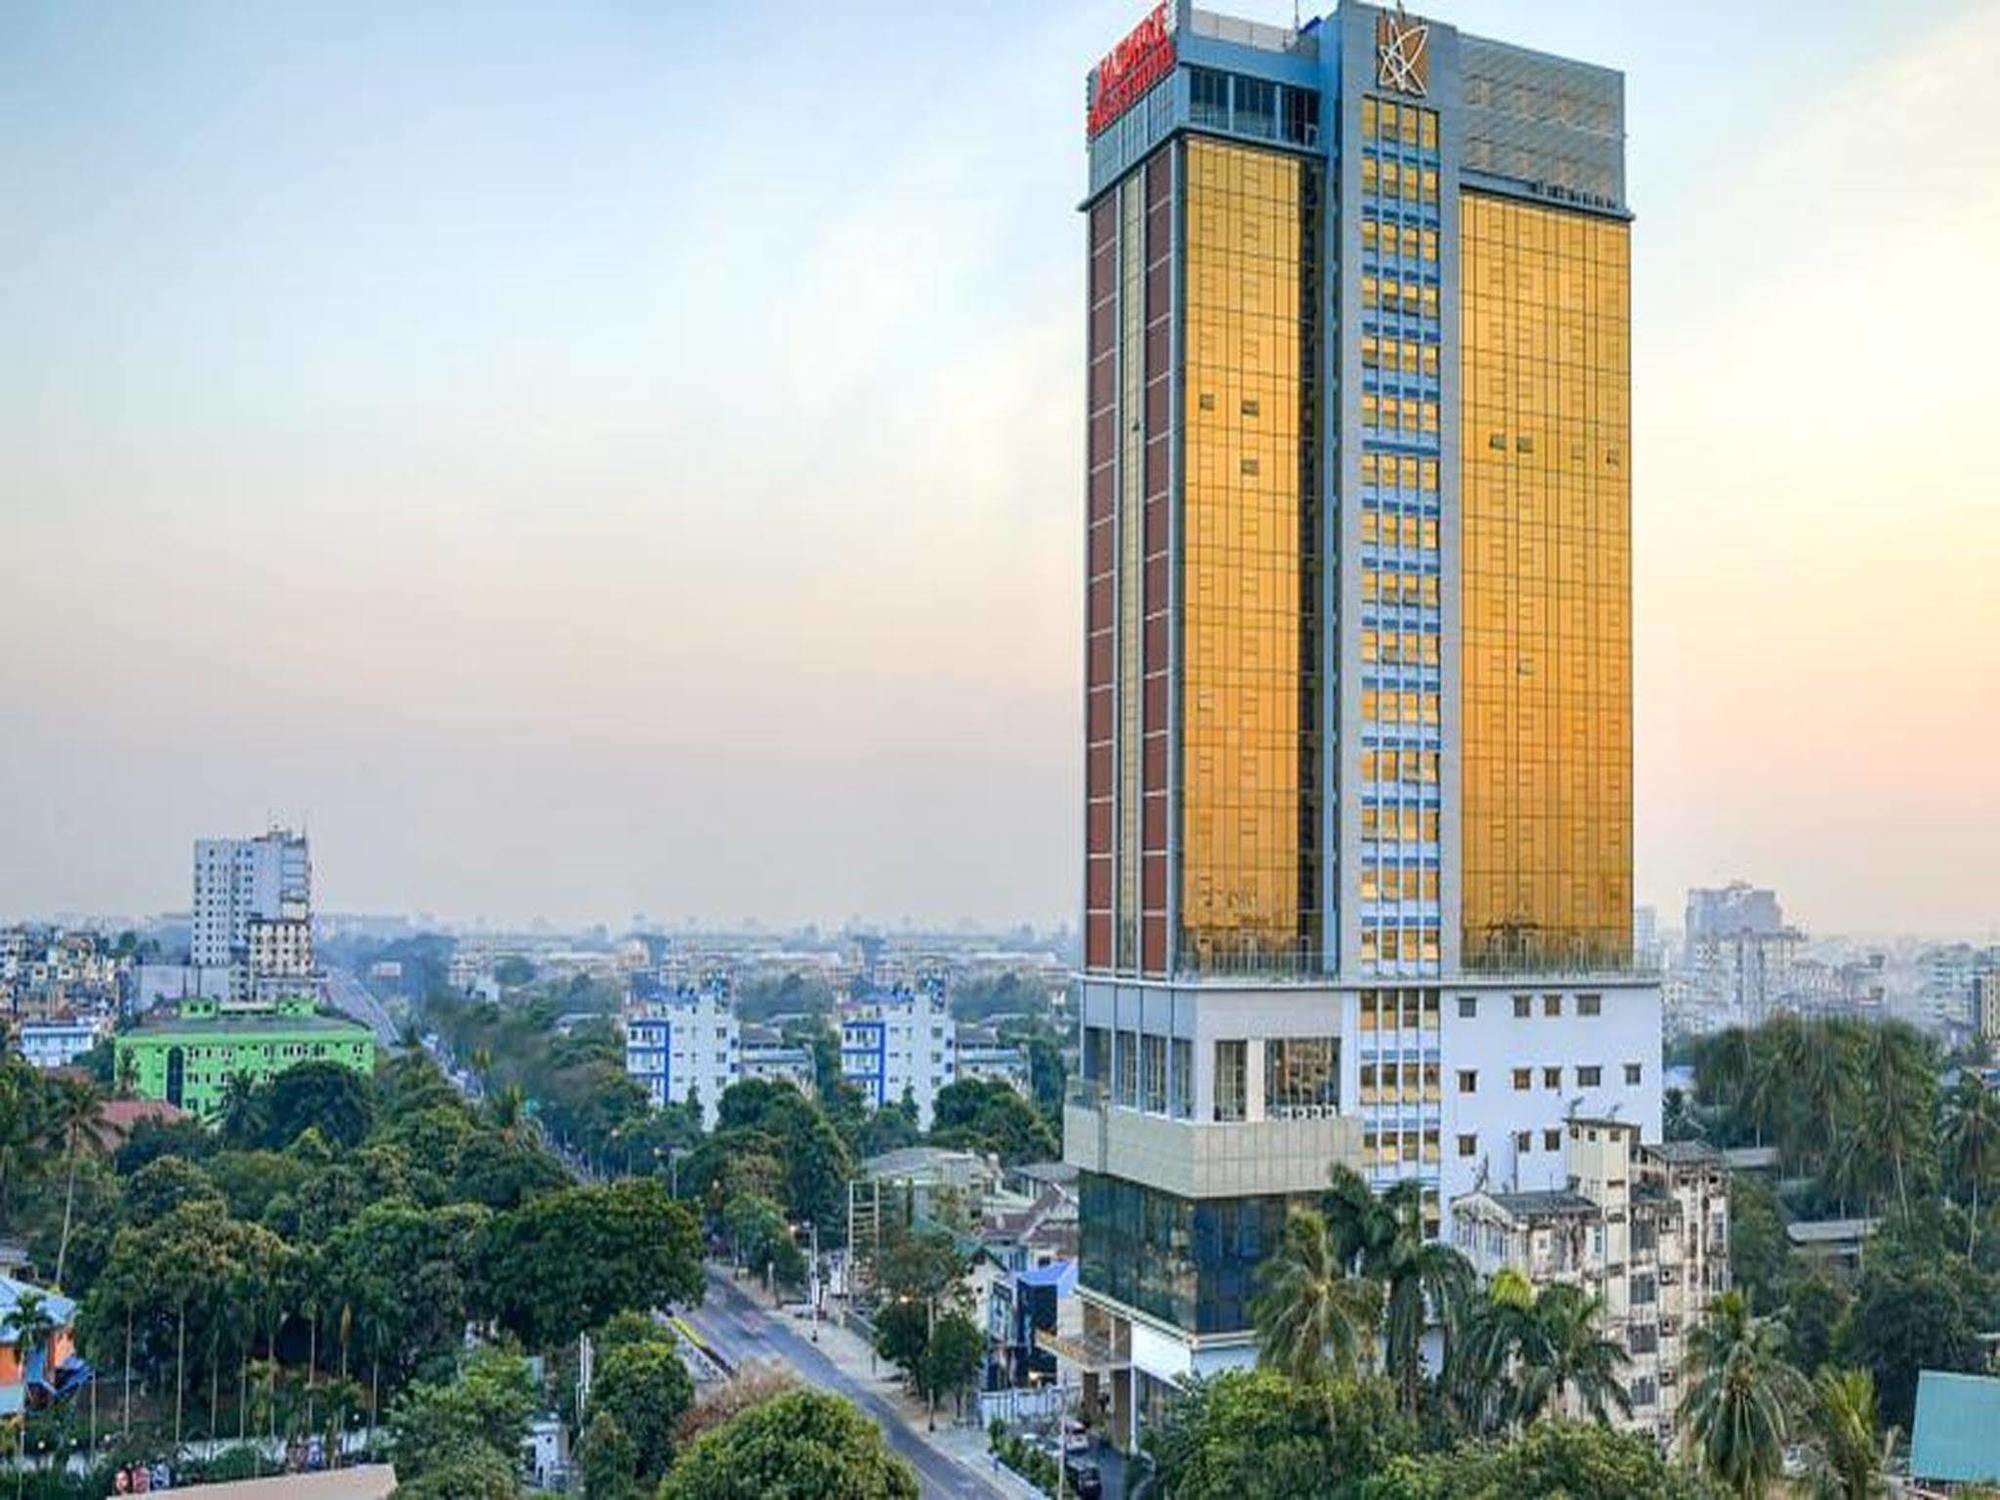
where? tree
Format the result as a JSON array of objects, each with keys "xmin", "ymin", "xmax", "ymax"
[
  {"xmin": 395, "ymin": 1443, "xmax": 523, "ymax": 1500},
  {"xmin": 1509, "ymin": 1283, "xmax": 1630, "ymax": 1428},
  {"xmin": 1149, "ymin": 1369, "xmax": 1415, "ymax": 1500},
  {"xmin": 1857, "ymin": 1024, "xmax": 1937, "ymax": 1218},
  {"xmin": 1835, "ymin": 1255, "xmax": 1982, "ymax": 1430},
  {"xmin": 920, "ymin": 1312, "xmax": 984, "ymax": 1419},
  {"xmin": 480, "ymin": 1178, "xmax": 703, "ymax": 1348},
  {"xmin": 47, "ymin": 1074, "xmax": 101, "ymax": 1288},
  {"xmin": 261, "ymin": 1061, "xmax": 376, "ymax": 1151},
  {"xmin": 579, "ymin": 1410, "xmax": 640, "ymax": 1500},
  {"xmin": 657, "ymin": 1388, "xmax": 920, "ymax": 1500},
  {"xmin": 119, "ymin": 1154, "xmax": 225, "ymax": 1227},
  {"xmin": 585, "ymin": 1340, "xmax": 695, "ymax": 1485},
  {"xmin": 1252, "ymin": 1207, "xmax": 1382, "ymax": 1385},
  {"xmin": 325, "ymin": 1200, "xmax": 489, "ymax": 1386},
  {"xmin": 1360, "ymin": 1420, "xmax": 1722, "ymax": 1500},
  {"xmin": 1727, "ymin": 1176, "xmax": 1791, "ymax": 1312},
  {"xmin": 390, "ymin": 1346, "xmax": 535, "ymax": 1482},
  {"xmin": 1803, "ymin": 1368, "xmax": 1890, "ymax": 1500},
  {"xmin": 1783, "ymin": 1272, "xmax": 1850, "ymax": 1377},
  {"xmin": 1940, "ymin": 1072, "xmax": 2000, "ymax": 1254},
  {"xmin": 928, "ymin": 1079, "xmax": 1058, "ymax": 1166},
  {"xmin": 1370, "ymin": 1183, "xmax": 1473, "ymax": 1415},
  {"xmin": 1678, "ymin": 1290, "xmax": 1808, "ymax": 1500}
]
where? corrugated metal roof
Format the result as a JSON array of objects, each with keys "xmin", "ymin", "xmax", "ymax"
[{"xmin": 1912, "ymin": 1370, "xmax": 2000, "ymax": 1482}]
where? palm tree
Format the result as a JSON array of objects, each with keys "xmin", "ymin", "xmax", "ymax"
[
  {"xmin": 1859, "ymin": 1024, "xmax": 1935, "ymax": 1219},
  {"xmin": 218, "ymin": 1072, "xmax": 262, "ymax": 1144},
  {"xmin": 487, "ymin": 1083, "xmax": 527, "ymax": 1141},
  {"xmin": 1679, "ymin": 1290, "xmax": 1808, "ymax": 1499},
  {"xmin": 1940, "ymin": 1073, "xmax": 2000, "ymax": 1254},
  {"xmin": 1370, "ymin": 1183, "xmax": 1474, "ymax": 1414},
  {"xmin": 0, "ymin": 1063, "xmax": 45, "ymax": 1221},
  {"xmin": 49, "ymin": 1075, "xmax": 101, "ymax": 1288},
  {"xmin": 1449, "ymin": 1268, "xmax": 1538, "ymax": 1433},
  {"xmin": 1251, "ymin": 1206, "xmax": 1382, "ymax": 1384},
  {"xmin": 1511, "ymin": 1282, "xmax": 1630, "ymax": 1426},
  {"xmin": 1804, "ymin": 1367, "xmax": 1890, "ymax": 1500},
  {"xmin": 1782, "ymin": 1021, "xmax": 1860, "ymax": 1178}
]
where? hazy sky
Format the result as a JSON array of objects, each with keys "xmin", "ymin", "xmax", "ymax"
[{"xmin": 5, "ymin": 1, "xmax": 1998, "ymax": 936}]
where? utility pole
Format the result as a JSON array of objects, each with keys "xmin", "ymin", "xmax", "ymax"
[
  {"xmin": 926, "ymin": 1293, "xmax": 937, "ymax": 1432},
  {"xmin": 809, "ymin": 1220, "xmax": 821, "ymax": 1343}
]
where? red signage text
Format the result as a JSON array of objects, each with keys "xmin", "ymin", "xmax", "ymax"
[{"xmin": 1087, "ymin": 4, "xmax": 1176, "ymax": 139}]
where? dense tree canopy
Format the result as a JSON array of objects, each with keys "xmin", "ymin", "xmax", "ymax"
[{"xmin": 656, "ymin": 1388, "xmax": 919, "ymax": 1500}]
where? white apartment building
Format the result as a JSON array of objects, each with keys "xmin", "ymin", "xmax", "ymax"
[
  {"xmin": 17, "ymin": 1017, "xmax": 110, "ymax": 1070},
  {"xmin": 1450, "ymin": 1121, "xmax": 1729, "ymax": 1442},
  {"xmin": 622, "ymin": 973, "xmax": 739, "ymax": 1129},
  {"xmin": 191, "ymin": 830, "xmax": 313, "ymax": 998},
  {"xmin": 841, "ymin": 976, "xmax": 955, "ymax": 1129}
]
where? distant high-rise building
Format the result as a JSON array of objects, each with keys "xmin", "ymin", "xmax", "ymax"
[
  {"xmin": 1684, "ymin": 882, "xmax": 1786, "ymax": 944},
  {"xmin": 1063, "ymin": 1, "xmax": 1658, "ymax": 1440},
  {"xmin": 191, "ymin": 830, "xmax": 313, "ymax": 1000},
  {"xmin": 1681, "ymin": 882, "xmax": 1799, "ymax": 1025},
  {"xmin": 1977, "ymin": 971, "xmax": 2000, "ymax": 1045}
]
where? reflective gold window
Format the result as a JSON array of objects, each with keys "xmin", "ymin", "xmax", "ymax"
[
  {"xmin": 1460, "ymin": 193, "xmax": 1633, "ymax": 971},
  {"xmin": 1180, "ymin": 138, "xmax": 1316, "ymax": 970}
]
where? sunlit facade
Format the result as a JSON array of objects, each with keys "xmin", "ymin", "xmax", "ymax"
[{"xmin": 1066, "ymin": 1, "xmax": 1658, "ymax": 1449}]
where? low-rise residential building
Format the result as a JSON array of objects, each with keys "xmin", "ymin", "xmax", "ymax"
[
  {"xmin": 840, "ymin": 975, "xmax": 955, "ymax": 1128},
  {"xmin": 954, "ymin": 1029, "xmax": 1031, "ymax": 1096},
  {"xmin": 740, "ymin": 1041, "xmax": 815, "ymax": 1095},
  {"xmin": 113, "ymin": 996, "xmax": 375, "ymax": 1122},
  {"xmin": 622, "ymin": 973, "xmax": 738, "ymax": 1129},
  {"xmin": 1450, "ymin": 1120, "xmax": 1729, "ymax": 1443},
  {"xmin": 0, "ymin": 1277, "xmax": 87, "ymax": 1420},
  {"xmin": 15, "ymin": 1017, "xmax": 109, "ymax": 1071}
]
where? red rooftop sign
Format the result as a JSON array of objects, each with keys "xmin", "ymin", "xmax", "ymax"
[{"xmin": 1087, "ymin": 3, "xmax": 1177, "ymax": 140}]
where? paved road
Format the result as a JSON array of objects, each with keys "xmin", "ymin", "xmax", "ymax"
[
  {"xmin": 681, "ymin": 1267, "xmax": 1008, "ymax": 1500},
  {"xmin": 325, "ymin": 970, "xmax": 401, "ymax": 1048}
]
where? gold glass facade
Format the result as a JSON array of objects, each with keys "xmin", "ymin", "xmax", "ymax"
[
  {"xmin": 1461, "ymin": 193, "xmax": 1632, "ymax": 971},
  {"xmin": 1179, "ymin": 138, "xmax": 1316, "ymax": 969}
]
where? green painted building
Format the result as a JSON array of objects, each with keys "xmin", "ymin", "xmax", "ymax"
[{"xmin": 115, "ymin": 996, "xmax": 375, "ymax": 1121}]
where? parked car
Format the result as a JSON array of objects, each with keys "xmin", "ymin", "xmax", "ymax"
[{"xmin": 1064, "ymin": 1458, "xmax": 1103, "ymax": 1498}]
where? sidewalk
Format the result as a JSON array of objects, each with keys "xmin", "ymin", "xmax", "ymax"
[{"xmin": 726, "ymin": 1274, "xmax": 1045, "ymax": 1498}]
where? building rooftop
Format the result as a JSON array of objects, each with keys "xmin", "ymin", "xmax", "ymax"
[
  {"xmin": 0, "ymin": 1276, "xmax": 75, "ymax": 1342},
  {"xmin": 1786, "ymin": 1218, "xmax": 1880, "ymax": 1247},
  {"xmin": 124, "ymin": 1011, "xmax": 372, "ymax": 1039},
  {"xmin": 163, "ymin": 1467, "xmax": 398, "ymax": 1499},
  {"xmin": 1488, "ymin": 1190, "xmax": 1599, "ymax": 1219},
  {"xmin": 1649, "ymin": 1140, "xmax": 1724, "ymax": 1166},
  {"xmin": 1912, "ymin": 1370, "xmax": 2000, "ymax": 1483}
]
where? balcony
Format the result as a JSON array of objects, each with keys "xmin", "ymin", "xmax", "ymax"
[{"xmin": 1037, "ymin": 1325, "xmax": 1129, "ymax": 1375}]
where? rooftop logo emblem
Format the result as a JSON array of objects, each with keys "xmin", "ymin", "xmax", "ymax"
[{"xmin": 1376, "ymin": 9, "xmax": 1431, "ymax": 97}]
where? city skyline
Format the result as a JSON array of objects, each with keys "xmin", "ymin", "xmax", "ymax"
[{"xmin": 6, "ymin": 0, "xmax": 2000, "ymax": 935}]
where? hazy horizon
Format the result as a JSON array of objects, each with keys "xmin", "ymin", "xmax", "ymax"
[{"xmin": 7, "ymin": 0, "xmax": 1999, "ymax": 938}]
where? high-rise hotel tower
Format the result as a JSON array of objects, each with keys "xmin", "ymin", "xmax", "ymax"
[{"xmin": 1063, "ymin": 1, "xmax": 1659, "ymax": 1441}]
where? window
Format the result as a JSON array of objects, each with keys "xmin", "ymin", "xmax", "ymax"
[
  {"xmin": 1189, "ymin": 67, "xmax": 1228, "ymax": 129},
  {"xmin": 1514, "ymin": 1130, "xmax": 1531, "ymax": 1151},
  {"xmin": 1142, "ymin": 1033, "xmax": 1167, "ymax": 1114},
  {"xmin": 1457, "ymin": 995, "xmax": 1476, "ymax": 1019},
  {"xmin": 1544, "ymin": 994, "xmax": 1562, "ymax": 1017},
  {"xmin": 1171, "ymin": 1038, "xmax": 1193, "ymax": 1118},
  {"xmin": 1458, "ymin": 1069, "xmax": 1477, "ymax": 1093},
  {"xmin": 1513, "ymin": 994, "xmax": 1531, "ymax": 1018},
  {"xmin": 1214, "ymin": 1040, "xmax": 1247, "ymax": 1122},
  {"xmin": 1624, "ymin": 1063, "xmax": 1642, "ymax": 1086},
  {"xmin": 1266, "ymin": 1036, "xmax": 1340, "ymax": 1116},
  {"xmin": 1578, "ymin": 994, "xmax": 1601, "ymax": 1016},
  {"xmin": 1116, "ymin": 1030, "xmax": 1138, "ymax": 1106},
  {"xmin": 1544, "ymin": 1128, "xmax": 1561, "ymax": 1151},
  {"xmin": 1578, "ymin": 1065, "xmax": 1603, "ymax": 1087},
  {"xmin": 1543, "ymin": 1067, "xmax": 1561, "ymax": 1090},
  {"xmin": 1458, "ymin": 1133, "xmax": 1477, "ymax": 1157},
  {"xmin": 1511, "ymin": 1068, "xmax": 1530, "ymax": 1092}
]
